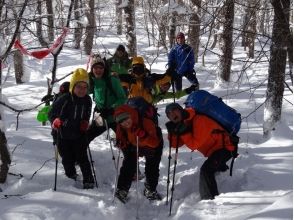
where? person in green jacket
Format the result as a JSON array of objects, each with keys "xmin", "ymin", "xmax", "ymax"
[
  {"xmin": 87, "ymin": 54, "xmax": 127, "ymax": 143},
  {"xmin": 107, "ymin": 44, "xmax": 132, "ymax": 76}
]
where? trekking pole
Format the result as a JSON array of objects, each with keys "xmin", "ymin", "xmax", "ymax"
[
  {"xmin": 87, "ymin": 145, "xmax": 98, "ymax": 188},
  {"xmin": 53, "ymin": 144, "xmax": 58, "ymax": 191},
  {"xmin": 166, "ymin": 136, "xmax": 172, "ymax": 205},
  {"xmin": 169, "ymin": 135, "xmax": 179, "ymax": 216},
  {"xmin": 104, "ymin": 119, "xmax": 118, "ymax": 172},
  {"xmin": 112, "ymin": 148, "xmax": 121, "ymax": 203},
  {"xmin": 136, "ymin": 135, "xmax": 140, "ymax": 220}
]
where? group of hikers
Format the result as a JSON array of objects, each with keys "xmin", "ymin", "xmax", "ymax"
[{"xmin": 45, "ymin": 32, "xmax": 239, "ymax": 204}]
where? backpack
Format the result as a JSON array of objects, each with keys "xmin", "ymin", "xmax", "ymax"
[
  {"xmin": 185, "ymin": 90, "xmax": 241, "ymax": 176},
  {"xmin": 184, "ymin": 90, "xmax": 241, "ymax": 135},
  {"xmin": 126, "ymin": 97, "xmax": 158, "ymax": 125},
  {"xmin": 37, "ymin": 82, "xmax": 70, "ymax": 123}
]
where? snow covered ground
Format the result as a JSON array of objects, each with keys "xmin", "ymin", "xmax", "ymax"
[{"xmin": 0, "ymin": 35, "xmax": 292, "ymax": 220}]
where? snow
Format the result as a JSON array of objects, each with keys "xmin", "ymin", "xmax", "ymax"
[{"xmin": 0, "ymin": 13, "xmax": 293, "ymax": 220}]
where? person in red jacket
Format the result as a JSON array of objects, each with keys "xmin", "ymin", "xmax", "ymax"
[
  {"xmin": 165, "ymin": 103, "xmax": 237, "ymax": 200},
  {"xmin": 113, "ymin": 104, "xmax": 163, "ymax": 203}
]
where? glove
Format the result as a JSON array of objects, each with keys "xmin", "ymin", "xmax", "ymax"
[
  {"xmin": 80, "ymin": 120, "xmax": 89, "ymax": 132},
  {"xmin": 166, "ymin": 121, "xmax": 190, "ymax": 135},
  {"xmin": 41, "ymin": 94, "xmax": 54, "ymax": 102},
  {"xmin": 134, "ymin": 128, "xmax": 146, "ymax": 138},
  {"xmin": 99, "ymin": 108, "xmax": 114, "ymax": 118},
  {"xmin": 165, "ymin": 66, "xmax": 175, "ymax": 77},
  {"xmin": 165, "ymin": 121, "xmax": 177, "ymax": 134},
  {"xmin": 52, "ymin": 118, "xmax": 63, "ymax": 130},
  {"xmin": 184, "ymin": 84, "xmax": 198, "ymax": 94}
]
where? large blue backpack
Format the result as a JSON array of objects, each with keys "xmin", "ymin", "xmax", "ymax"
[{"xmin": 184, "ymin": 90, "xmax": 241, "ymax": 135}]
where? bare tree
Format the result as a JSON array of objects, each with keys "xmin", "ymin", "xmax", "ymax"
[
  {"xmin": 169, "ymin": 11, "xmax": 177, "ymax": 49},
  {"xmin": 73, "ymin": 0, "xmax": 83, "ymax": 49},
  {"xmin": 0, "ymin": 0, "xmax": 29, "ymax": 183},
  {"xmin": 124, "ymin": 0, "xmax": 137, "ymax": 56},
  {"xmin": 218, "ymin": 0, "xmax": 235, "ymax": 82},
  {"xmin": 116, "ymin": 0, "xmax": 123, "ymax": 35},
  {"xmin": 36, "ymin": 0, "xmax": 48, "ymax": 47},
  {"xmin": 263, "ymin": 0, "xmax": 291, "ymax": 136},
  {"xmin": 45, "ymin": 0, "xmax": 54, "ymax": 42},
  {"xmin": 84, "ymin": 0, "xmax": 96, "ymax": 55},
  {"xmin": 13, "ymin": 34, "xmax": 24, "ymax": 84},
  {"xmin": 189, "ymin": 0, "xmax": 201, "ymax": 63}
]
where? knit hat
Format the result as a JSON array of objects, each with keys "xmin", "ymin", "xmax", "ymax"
[
  {"xmin": 176, "ymin": 32, "xmax": 185, "ymax": 40},
  {"xmin": 165, "ymin": 103, "xmax": 184, "ymax": 116},
  {"xmin": 91, "ymin": 54, "xmax": 105, "ymax": 69},
  {"xmin": 116, "ymin": 44, "xmax": 126, "ymax": 52},
  {"xmin": 115, "ymin": 112, "xmax": 130, "ymax": 123},
  {"xmin": 132, "ymin": 56, "xmax": 144, "ymax": 66},
  {"xmin": 69, "ymin": 68, "xmax": 89, "ymax": 93}
]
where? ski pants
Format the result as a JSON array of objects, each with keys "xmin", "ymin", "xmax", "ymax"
[
  {"xmin": 57, "ymin": 137, "xmax": 94, "ymax": 184},
  {"xmin": 173, "ymin": 71, "xmax": 198, "ymax": 91},
  {"xmin": 117, "ymin": 139, "xmax": 163, "ymax": 192},
  {"xmin": 86, "ymin": 120, "xmax": 116, "ymax": 144},
  {"xmin": 199, "ymin": 148, "xmax": 232, "ymax": 200}
]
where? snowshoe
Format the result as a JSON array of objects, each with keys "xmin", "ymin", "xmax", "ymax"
[
  {"xmin": 115, "ymin": 189, "xmax": 129, "ymax": 204},
  {"xmin": 143, "ymin": 188, "xmax": 162, "ymax": 201}
]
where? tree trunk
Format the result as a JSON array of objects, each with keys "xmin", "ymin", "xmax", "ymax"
[
  {"xmin": 83, "ymin": 0, "xmax": 96, "ymax": 55},
  {"xmin": 74, "ymin": 0, "xmax": 83, "ymax": 49},
  {"xmin": 45, "ymin": 0, "xmax": 54, "ymax": 42},
  {"xmin": 14, "ymin": 49, "xmax": 24, "ymax": 84},
  {"xmin": 263, "ymin": 0, "xmax": 290, "ymax": 136},
  {"xmin": 189, "ymin": 0, "xmax": 201, "ymax": 63},
  {"xmin": 169, "ymin": 11, "xmax": 177, "ymax": 49},
  {"xmin": 124, "ymin": 0, "xmax": 137, "ymax": 56},
  {"xmin": 116, "ymin": 0, "xmax": 123, "ymax": 35},
  {"xmin": 36, "ymin": 0, "xmax": 48, "ymax": 47},
  {"xmin": 219, "ymin": 0, "xmax": 234, "ymax": 82},
  {"xmin": 0, "ymin": 129, "xmax": 11, "ymax": 183}
]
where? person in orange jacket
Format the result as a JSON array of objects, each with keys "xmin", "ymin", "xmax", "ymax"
[
  {"xmin": 113, "ymin": 104, "xmax": 163, "ymax": 203},
  {"xmin": 165, "ymin": 103, "xmax": 237, "ymax": 200}
]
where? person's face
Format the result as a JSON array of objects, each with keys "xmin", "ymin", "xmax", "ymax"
[
  {"xmin": 167, "ymin": 108, "xmax": 183, "ymax": 124},
  {"xmin": 73, "ymin": 82, "xmax": 88, "ymax": 97},
  {"xmin": 92, "ymin": 65, "xmax": 105, "ymax": 79},
  {"xmin": 120, "ymin": 116, "xmax": 132, "ymax": 129},
  {"xmin": 176, "ymin": 37, "xmax": 185, "ymax": 45}
]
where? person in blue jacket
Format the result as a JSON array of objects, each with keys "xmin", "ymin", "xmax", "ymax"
[{"xmin": 167, "ymin": 32, "xmax": 199, "ymax": 91}]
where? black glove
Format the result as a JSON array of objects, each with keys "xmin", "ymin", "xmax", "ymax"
[
  {"xmin": 99, "ymin": 108, "xmax": 114, "ymax": 118},
  {"xmin": 41, "ymin": 94, "xmax": 54, "ymax": 102},
  {"xmin": 184, "ymin": 84, "xmax": 198, "ymax": 94},
  {"xmin": 166, "ymin": 121, "xmax": 190, "ymax": 135},
  {"xmin": 165, "ymin": 66, "xmax": 175, "ymax": 77},
  {"xmin": 165, "ymin": 121, "xmax": 177, "ymax": 134}
]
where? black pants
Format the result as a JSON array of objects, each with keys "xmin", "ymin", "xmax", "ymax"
[
  {"xmin": 199, "ymin": 148, "xmax": 232, "ymax": 200},
  {"xmin": 86, "ymin": 120, "xmax": 116, "ymax": 143},
  {"xmin": 57, "ymin": 137, "xmax": 94, "ymax": 184},
  {"xmin": 117, "ymin": 140, "xmax": 163, "ymax": 192},
  {"xmin": 173, "ymin": 71, "xmax": 198, "ymax": 91}
]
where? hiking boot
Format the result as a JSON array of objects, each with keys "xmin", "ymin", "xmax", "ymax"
[
  {"xmin": 143, "ymin": 188, "xmax": 162, "ymax": 201},
  {"xmin": 115, "ymin": 189, "xmax": 128, "ymax": 204},
  {"xmin": 83, "ymin": 182, "xmax": 95, "ymax": 189},
  {"xmin": 67, "ymin": 173, "xmax": 78, "ymax": 181}
]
